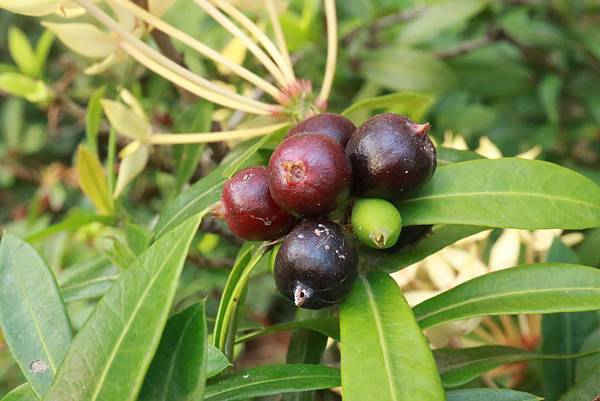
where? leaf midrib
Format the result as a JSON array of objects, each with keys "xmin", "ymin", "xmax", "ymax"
[
  {"xmin": 417, "ymin": 286, "xmax": 600, "ymax": 327},
  {"xmin": 361, "ymin": 275, "xmax": 399, "ymax": 401},
  {"xmin": 402, "ymin": 191, "xmax": 600, "ymax": 210},
  {"xmin": 88, "ymin": 240, "xmax": 182, "ymax": 401},
  {"xmin": 205, "ymin": 372, "xmax": 337, "ymax": 399}
]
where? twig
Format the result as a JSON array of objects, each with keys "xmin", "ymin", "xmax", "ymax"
[{"xmin": 434, "ymin": 35, "xmax": 494, "ymax": 59}]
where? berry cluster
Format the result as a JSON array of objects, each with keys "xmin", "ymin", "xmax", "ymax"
[{"xmin": 215, "ymin": 112, "xmax": 437, "ymax": 309}]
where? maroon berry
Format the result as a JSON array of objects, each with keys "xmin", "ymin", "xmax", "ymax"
[
  {"xmin": 346, "ymin": 113, "xmax": 436, "ymax": 199},
  {"xmin": 216, "ymin": 166, "xmax": 297, "ymax": 240},
  {"xmin": 268, "ymin": 133, "xmax": 352, "ymax": 217},
  {"xmin": 287, "ymin": 113, "xmax": 356, "ymax": 147},
  {"xmin": 274, "ymin": 219, "xmax": 358, "ymax": 309}
]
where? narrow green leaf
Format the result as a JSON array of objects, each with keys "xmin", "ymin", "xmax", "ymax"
[
  {"xmin": 86, "ymin": 87, "xmax": 106, "ymax": 156},
  {"xmin": 340, "ymin": 272, "xmax": 445, "ymax": 401},
  {"xmin": 76, "ymin": 145, "xmax": 113, "ymax": 215},
  {"xmin": 236, "ymin": 316, "xmax": 339, "ymax": 344},
  {"xmin": 43, "ymin": 213, "xmax": 203, "ymax": 401},
  {"xmin": 398, "ymin": 159, "xmax": 600, "ymax": 229},
  {"xmin": 139, "ymin": 302, "xmax": 208, "ymax": 401},
  {"xmin": 204, "ymin": 364, "xmax": 340, "ymax": 401},
  {"xmin": 25, "ymin": 209, "xmax": 112, "ymax": 243},
  {"xmin": 61, "ymin": 274, "xmax": 117, "ymax": 303},
  {"xmin": 364, "ymin": 225, "xmax": 486, "ymax": 273},
  {"xmin": 0, "ymin": 72, "xmax": 50, "ymax": 103},
  {"xmin": 0, "ymin": 235, "xmax": 72, "ymax": 398},
  {"xmin": 415, "ymin": 263, "xmax": 600, "ymax": 329},
  {"xmin": 399, "ymin": 0, "xmax": 489, "ymax": 45},
  {"xmin": 538, "ymin": 74, "xmax": 562, "ymax": 125},
  {"xmin": 341, "ymin": 92, "xmax": 434, "ymax": 123},
  {"xmin": 559, "ymin": 369, "xmax": 600, "ymax": 401},
  {"xmin": 577, "ymin": 228, "xmax": 600, "ymax": 267},
  {"xmin": 436, "ymin": 147, "xmax": 484, "ymax": 167},
  {"xmin": 435, "ymin": 345, "xmax": 600, "ymax": 388},
  {"xmin": 206, "ymin": 346, "xmax": 231, "ymax": 379},
  {"xmin": 8, "ymin": 26, "xmax": 38, "ymax": 77},
  {"xmin": 34, "ymin": 30, "xmax": 54, "ymax": 75},
  {"xmin": 0, "ymin": 384, "xmax": 38, "ymax": 401},
  {"xmin": 446, "ymin": 389, "xmax": 542, "ymax": 401}
]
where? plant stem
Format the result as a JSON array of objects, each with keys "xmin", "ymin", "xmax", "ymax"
[
  {"xmin": 193, "ymin": 0, "xmax": 289, "ymax": 87},
  {"xmin": 106, "ymin": 127, "xmax": 117, "ymax": 195},
  {"xmin": 212, "ymin": 0, "xmax": 296, "ymax": 85},
  {"xmin": 75, "ymin": 0, "xmax": 280, "ymax": 115},
  {"xmin": 151, "ymin": 122, "xmax": 289, "ymax": 144},
  {"xmin": 317, "ymin": 0, "xmax": 338, "ymax": 105},
  {"xmin": 107, "ymin": 0, "xmax": 281, "ymax": 99},
  {"xmin": 265, "ymin": 0, "xmax": 296, "ymax": 83}
]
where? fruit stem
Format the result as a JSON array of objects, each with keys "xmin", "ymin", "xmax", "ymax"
[
  {"xmin": 212, "ymin": 0, "xmax": 296, "ymax": 84},
  {"xmin": 75, "ymin": 0, "xmax": 280, "ymax": 115},
  {"xmin": 265, "ymin": 0, "xmax": 296, "ymax": 83},
  {"xmin": 151, "ymin": 122, "xmax": 290, "ymax": 144},
  {"xmin": 193, "ymin": 0, "xmax": 290, "ymax": 87},
  {"xmin": 317, "ymin": 0, "xmax": 338, "ymax": 106},
  {"xmin": 106, "ymin": 0, "xmax": 282, "ymax": 99}
]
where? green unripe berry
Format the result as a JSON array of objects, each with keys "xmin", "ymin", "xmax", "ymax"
[{"xmin": 351, "ymin": 198, "xmax": 402, "ymax": 249}]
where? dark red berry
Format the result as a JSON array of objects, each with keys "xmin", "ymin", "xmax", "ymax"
[
  {"xmin": 268, "ymin": 133, "xmax": 352, "ymax": 217},
  {"xmin": 274, "ymin": 219, "xmax": 358, "ymax": 309},
  {"xmin": 216, "ymin": 166, "xmax": 297, "ymax": 240},
  {"xmin": 287, "ymin": 113, "xmax": 356, "ymax": 147},
  {"xmin": 346, "ymin": 113, "xmax": 436, "ymax": 199}
]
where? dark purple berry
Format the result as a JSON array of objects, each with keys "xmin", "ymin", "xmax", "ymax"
[
  {"xmin": 346, "ymin": 113, "xmax": 436, "ymax": 199},
  {"xmin": 268, "ymin": 133, "xmax": 352, "ymax": 217},
  {"xmin": 274, "ymin": 219, "xmax": 358, "ymax": 309},
  {"xmin": 215, "ymin": 166, "xmax": 297, "ymax": 240},
  {"xmin": 287, "ymin": 113, "xmax": 356, "ymax": 147}
]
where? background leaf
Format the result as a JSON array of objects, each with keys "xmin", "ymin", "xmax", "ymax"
[
  {"xmin": 206, "ymin": 346, "xmax": 231, "ymax": 379},
  {"xmin": 8, "ymin": 26, "xmax": 38, "ymax": 77},
  {"xmin": 42, "ymin": 214, "xmax": 203, "ymax": 401},
  {"xmin": 398, "ymin": 159, "xmax": 600, "ymax": 229},
  {"xmin": 0, "ymin": 235, "xmax": 72, "ymax": 398},
  {"xmin": 76, "ymin": 145, "xmax": 113, "ymax": 215},
  {"xmin": 340, "ymin": 272, "xmax": 445, "ymax": 401},
  {"xmin": 85, "ymin": 87, "xmax": 106, "ymax": 156},
  {"xmin": 204, "ymin": 364, "xmax": 340, "ymax": 401},
  {"xmin": 139, "ymin": 302, "xmax": 208, "ymax": 401},
  {"xmin": 341, "ymin": 92, "xmax": 434, "ymax": 123},
  {"xmin": 414, "ymin": 263, "xmax": 600, "ymax": 329},
  {"xmin": 446, "ymin": 389, "xmax": 542, "ymax": 401},
  {"xmin": 0, "ymin": 384, "xmax": 38, "ymax": 401},
  {"xmin": 558, "ymin": 369, "xmax": 600, "ymax": 401}
]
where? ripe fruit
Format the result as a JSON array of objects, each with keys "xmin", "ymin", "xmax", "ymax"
[
  {"xmin": 268, "ymin": 133, "xmax": 353, "ymax": 217},
  {"xmin": 346, "ymin": 113, "xmax": 436, "ymax": 200},
  {"xmin": 351, "ymin": 198, "xmax": 402, "ymax": 249},
  {"xmin": 287, "ymin": 113, "xmax": 356, "ymax": 147},
  {"xmin": 215, "ymin": 166, "xmax": 297, "ymax": 240},
  {"xmin": 274, "ymin": 219, "xmax": 358, "ymax": 309}
]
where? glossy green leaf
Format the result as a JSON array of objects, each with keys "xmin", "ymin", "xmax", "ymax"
[
  {"xmin": 139, "ymin": 302, "xmax": 207, "ymax": 401},
  {"xmin": 364, "ymin": 225, "xmax": 486, "ymax": 273},
  {"xmin": 340, "ymin": 272, "xmax": 445, "ymax": 401},
  {"xmin": 0, "ymin": 235, "xmax": 72, "ymax": 397},
  {"xmin": 76, "ymin": 145, "xmax": 113, "ymax": 215},
  {"xmin": 341, "ymin": 92, "xmax": 434, "ymax": 123},
  {"xmin": 34, "ymin": 30, "xmax": 54, "ymax": 74},
  {"xmin": 436, "ymin": 345, "xmax": 600, "ymax": 388},
  {"xmin": 173, "ymin": 102, "xmax": 212, "ymax": 189},
  {"xmin": 204, "ymin": 364, "xmax": 340, "ymax": 401},
  {"xmin": 0, "ymin": 384, "xmax": 38, "ymax": 401},
  {"xmin": 415, "ymin": 263, "xmax": 600, "ymax": 329},
  {"xmin": 236, "ymin": 316, "xmax": 339, "ymax": 344},
  {"xmin": 542, "ymin": 239, "xmax": 597, "ymax": 400},
  {"xmin": 446, "ymin": 389, "xmax": 542, "ymax": 401},
  {"xmin": 43, "ymin": 213, "xmax": 203, "ymax": 401},
  {"xmin": 361, "ymin": 46, "xmax": 456, "ymax": 93},
  {"xmin": 85, "ymin": 87, "xmax": 106, "ymax": 156},
  {"xmin": 206, "ymin": 345, "xmax": 231, "ymax": 379},
  {"xmin": 8, "ymin": 26, "xmax": 38, "ymax": 77},
  {"xmin": 399, "ymin": 0, "xmax": 489, "ymax": 45},
  {"xmin": 398, "ymin": 159, "xmax": 600, "ymax": 229},
  {"xmin": 213, "ymin": 243, "xmax": 267, "ymax": 358},
  {"xmin": 559, "ymin": 369, "xmax": 600, "ymax": 401},
  {"xmin": 436, "ymin": 147, "xmax": 484, "ymax": 167}
]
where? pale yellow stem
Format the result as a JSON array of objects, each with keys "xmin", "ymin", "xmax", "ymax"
[
  {"xmin": 194, "ymin": 0, "xmax": 289, "ymax": 87},
  {"xmin": 106, "ymin": 0, "xmax": 281, "ymax": 99},
  {"xmin": 318, "ymin": 0, "xmax": 338, "ymax": 104},
  {"xmin": 151, "ymin": 122, "xmax": 289, "ymax": 144},
  {"xmin": 75, "ymin": 0, "xmax": 280, "ymax": 115},
  {"xmin": 212, "ymin": 0, "xmax": 295, "ymax": 83},
  {"xmin": 264, "ymin": 0, "xmax": 295, "ymax": 82}
]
